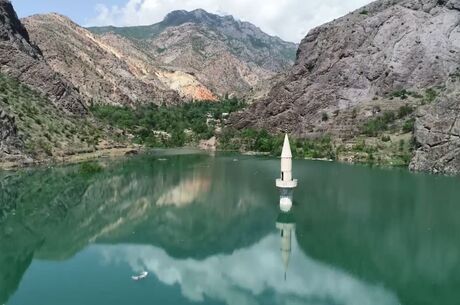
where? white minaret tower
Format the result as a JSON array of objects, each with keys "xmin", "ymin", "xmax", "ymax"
[{"xmin": 276, "ymin": 134, "xmax": 297, "ymax": 212}]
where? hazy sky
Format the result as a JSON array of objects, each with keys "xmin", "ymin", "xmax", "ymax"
[{"xmin": 11, "ymin": 0, "xmax": 374, "ymax": 42}]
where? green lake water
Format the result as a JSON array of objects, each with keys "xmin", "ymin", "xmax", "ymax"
[{"xmin": 1, "ymin": 150, "xmax": 459, "ymax": 305}]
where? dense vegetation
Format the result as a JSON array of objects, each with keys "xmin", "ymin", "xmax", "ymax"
[
  {"xmin": 91, "ymin": 99, "xmax": 246, "ymax": 147},
  {"xmin": 92, "ymin": 100, "xmax": 338, "ymax": 160},
  {"xmin": 220, "ymin": 128, "xmax": 336, "ymax": 160},
  {"xmin": 361, "ymin": 104, "xmax": 416, "ymax": 137},
  {"xmin": 91, "ymin": 97, "xmax": 416, "ymax": 166}
]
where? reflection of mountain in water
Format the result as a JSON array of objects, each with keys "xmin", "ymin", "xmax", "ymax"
[
  {"xmin": 2, "ymin": 154, "xmax": 460, "ymax": 305},
  {"xmin": 293, "ymin": 162, "xmax": 460, "ymax": 305},
  {"xmin": 0, "ymin": 153, "xmax": 279, "ymax": 304}
]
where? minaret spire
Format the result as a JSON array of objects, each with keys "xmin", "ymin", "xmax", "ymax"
[{"xmin": 281, "ymin": 134, "xmax": 292, "ymax": 159}]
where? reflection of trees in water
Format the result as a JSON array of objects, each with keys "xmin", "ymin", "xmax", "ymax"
[
  {"xmin": 293, "ymin": 165, "xmax": 460, "ymax": 305},
  {"xmin": 0, "ymin": 153, "xmax": 278, "ymax": 304}
]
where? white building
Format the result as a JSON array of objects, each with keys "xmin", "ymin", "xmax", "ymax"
[{"xmin": 276, "ymin": 134, "xmax": 297, "ymax": 212}]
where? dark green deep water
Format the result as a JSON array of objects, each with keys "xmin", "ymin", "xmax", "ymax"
[{"xmin": 1, "ymin": 150, "xmax": 459, "ymax": 305}]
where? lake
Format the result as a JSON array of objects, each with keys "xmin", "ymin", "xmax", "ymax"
[{"xmin": 1, "ymin": 150, "xmax": 459, "ymax": 305}]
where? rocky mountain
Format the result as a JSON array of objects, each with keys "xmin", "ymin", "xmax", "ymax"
[
  {"xmin": 0, "ymin": 0, "xmax": 86, "ymax": 115},
  {"xmin": 22, "ymin": 13, "xmax": 216, "ymax": 105},
  {"xmin": 0, "ymin": 0, "xmax": 100, "ymax": 163},
  {"xmin": 88, "ymin": 9, "xmax": 297, "ymax": 97},
  {"xmin": 232, "ymin": 0, "xmax": 460, "ymax": 173}
]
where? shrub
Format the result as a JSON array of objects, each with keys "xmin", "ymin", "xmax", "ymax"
[
  {"xmin": 398, "ymin": 105, "xmax": 414, "ymax": 118},
  {"xmin": 321, "ymin": 112, "xmax": 329, "ymax": 122},
  {"xmin": 381, "ymin": 135, "xmax": 391, "ymax": 142},
  {"xmin": 391, "ymin": 89, "xmax": 410, "ymax": 100},
  {"xmin": 399, "ymin": 139, "xmax": 405, "ymax": 151},
  {"xmin": 424, "ymin": 88, "xmax": 438, "ymax": 103},
  {"xmin": 79, "ymin": 162, "xmax": 103, "ymax": 175},
  {"xmin": 362, "ymin": 111, "xmax": 396, "ymax": 136},
  {"xmin": 402, "ymin": 118, "xmax": 415, "ymax": 133}
]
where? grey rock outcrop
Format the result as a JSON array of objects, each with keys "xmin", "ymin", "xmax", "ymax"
[
  {"xmin": 410, "ymin": 81, "xmax": 460, "ymax": 174},
  {"xmin": 231, "ymin": 0, "xmax": 460, "ymax": 173},
  {"xmin": 0, "ymin": 107, "xmax": 22, "ymax": 158},
  {"xmin": 0, "ymin": 0, "xmax": 86, "ymax": 115},
  {"xmin": 232, "ymin": 0, "xmax": 460, "ymax": 135}
]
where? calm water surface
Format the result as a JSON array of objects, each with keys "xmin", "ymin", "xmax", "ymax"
[{"xmin": 1, "ymin": 150, "xmax": 459, "ymax": 305}]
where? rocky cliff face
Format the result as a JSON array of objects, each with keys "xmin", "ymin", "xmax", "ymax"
[
  {"xmin": 89, "ymin": 9, "xmax": 297, "ymax": 97},
  {"xmin": 410, "ymin": 80, "xmax": 460, "ymax": 174},
  {"xmin": 23, "ymin": 14, "xmax": 215, "ymax": 105},
  {"xmin": 0, "ymin": 107, "xmax": 21, "ymax": 159},
  {"xmin": 233, "ymin": 0, "xmax": 460, "ymax": 132},
  {"xmin": 0, "ymin": 0, "xmax": 86, "ymax": 115},
  {"xmin": 231, "ymin": 0, "xmax": 460, "ymax": 173}
]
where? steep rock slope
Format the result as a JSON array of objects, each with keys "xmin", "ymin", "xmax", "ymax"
[
  {"xmin": 0, "ymin": 0, "xmax": 99, "ymax": 163},
  {"xmin": 410, "ymin": 78, "xmax": 460, "ymax": 174},
  {"xmin": 89, "ymin": 9, "xmax": 297, "ymax": 96},
  {"xmin": 0, "ymin": 73, "xmax": 107, "ymax": 163},
  {"xmin": 233, "ymin": 0, "xmax": 460, "ymax": 133},
  {"xmin": 23, "ymin": 14, "xmax": 215, "ymax": 105},
  {"xmin": 0, "ymin": 105, "xmax": 21, "ymax": 159},
  {"xmin": 0, "ymin": 0, "xmax": 86, "ymax": 115},
  {"xmin": 231, "ymin": 0, "xmax": 460, "ymax": 173}
]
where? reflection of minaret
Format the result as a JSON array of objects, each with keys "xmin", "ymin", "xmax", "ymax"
[
  {"xmin": 276, "ymin": 211, "xmax": 295, "ymax": 281},
  {"xmin": 276, "ymin": 134, "xmax": 297, "ymax": 212}
]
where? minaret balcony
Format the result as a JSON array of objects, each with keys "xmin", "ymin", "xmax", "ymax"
[{"xmin": 276, "ymin": 179, "xmax": 298, "ymax": 188}]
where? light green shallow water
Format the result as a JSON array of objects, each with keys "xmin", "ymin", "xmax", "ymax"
[{"xmin": 1, "ymin": 150, "xmax": 459, "ymax": 305}]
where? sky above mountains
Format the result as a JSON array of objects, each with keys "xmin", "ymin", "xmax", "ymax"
[{"xmin": 11, "ymin": 0, "xmax": 373, "ymax": 42}]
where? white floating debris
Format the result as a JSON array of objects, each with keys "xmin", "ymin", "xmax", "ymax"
[{"xmin": 131, "ymin": 271, "xmax": 148, "ymax": 281}]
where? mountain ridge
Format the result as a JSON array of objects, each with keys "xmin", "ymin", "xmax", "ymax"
[
  {"xmin": 88, "ymin": 8, "xmax": 296, "ymax": 44},
  {"xmin": 22, "ymin": 12, "xmax": 207, "ymax": 105},
  {"xmin": 88, "ymin": 9, "xmax": 298, "ymax": 97}
]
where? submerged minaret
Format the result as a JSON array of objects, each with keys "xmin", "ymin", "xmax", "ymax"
[{"xmin": 276, "ymin": 134, "xmax": 297, "ymax": 212}]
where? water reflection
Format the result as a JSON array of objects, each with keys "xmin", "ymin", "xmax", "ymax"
[
  {"xmin": 276, "ymin": 211, "xmax": 295, "ymax": 281},
  {"xmin": 0, "ymin": 153, "xmax": 277, "ymax": 304},
  {"xmin": 96, "ymin": 233, "xmax": 399, "ymax": 305},
  {"xmin": 1, "ymin": 152, "xmax": 460, "ymax": 305}
]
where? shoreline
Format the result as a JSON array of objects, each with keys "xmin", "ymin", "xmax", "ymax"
[
  {"xmin": 0, "ymin": 146, "xmax": 141, "ymax": 171},
  {"xmin": 0, "ymin": 146, "xmax": 404, "ymax": 171},
  {"xmin": 0, "ymin": 146, "xmax": 436, "ymax": 176}
]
